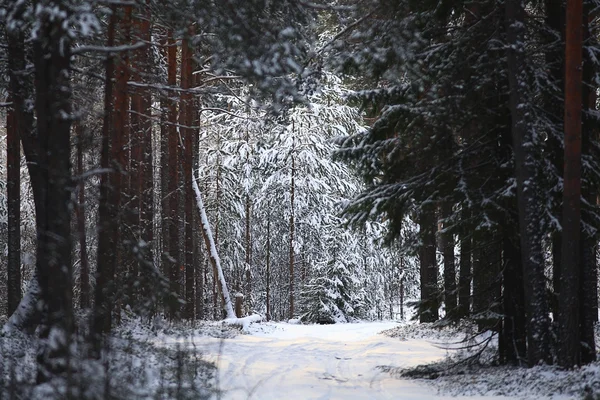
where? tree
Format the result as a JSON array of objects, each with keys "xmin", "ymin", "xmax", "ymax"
[
  {"xmin": 505, "ymin": 0, "xmax": 552, "ymax": 365},
  {"xmin": 557, "ymin": 0, "xmax": 583, "ymax": 368},
  {"xmin": 31, "ymin": 0, "xmax": 79, "ymax": 381}
]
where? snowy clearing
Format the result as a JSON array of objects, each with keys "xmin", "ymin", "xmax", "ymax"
[{"xmin": 157, "ymin": 321, "xmax": 575, "ymax": 400}]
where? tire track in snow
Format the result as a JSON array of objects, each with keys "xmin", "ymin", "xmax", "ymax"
[{"xmin": 160, "ymin": 322, "xmax": 525, "ymax": 400}]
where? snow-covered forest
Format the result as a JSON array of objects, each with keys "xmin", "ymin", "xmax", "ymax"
[{"xmin": 1, "ymin": 0, "xmax": 600, "ymax": 398}]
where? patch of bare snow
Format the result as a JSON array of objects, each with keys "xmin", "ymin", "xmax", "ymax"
[{"xmin": 159, "ymin": 321, "xmax": 571, "ymax": 399}]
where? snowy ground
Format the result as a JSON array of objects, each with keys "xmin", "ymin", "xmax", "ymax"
[{"xmin": 157, "ymin": 321, "xmax": 578, "ymax": 400}]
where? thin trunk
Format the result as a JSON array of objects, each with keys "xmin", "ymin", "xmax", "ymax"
[
  {"xmin": 193, "ymin": 76, "xmax": 203, "ymax": 320},
  {"xmin": 93, "ymin": 8, "xmax": 117, "ymax": 348},
  {"xmin": 76, "ymin": 123, "xmax": 90, "ymax": 309},
  {"xmin": 399, "ymin": 258, "xmax": 404, "ymax": 321},
  {"xmin": 214, "ymin": 157, "xmax": 220, "ymax": 319},
  {"xmin": 289, "ymin": 149, "xmax": 296, "ymax": 319},
  {"xmin": 159, "ymin": 32, "xmax": 170, "ymax": 296},
  {"xmin": 245, "ymin": 194, "xmax": 252, "ymax": 302},
  {"xmin": 506, "ymin": 0, "xmax": 552, "ymax": 366},
  {"xmin": 266, "ymin": 216, "xmax": 271, "ymax": 321},
  {"xmin": 192, "ymin": 174, "xmax": 235, "ymax": 319}
]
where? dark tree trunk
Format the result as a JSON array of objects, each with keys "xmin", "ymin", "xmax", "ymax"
[
  {"xmin": 4, "ymin": 13, "xmax": 39, "ymax": 333},
  {"xmin": 182, "ymin": 33, "xmax": 195, "ymax": 320},
  {"xmin": 544, "ymin": 0, "xmax": 565, "ymax": 321},
  {"xmin": 458, "ymin": 212, "xmax": 472, "ymax": 319},
  {"xmin": 557, "ymin": 0, "xmax": 583, "ymax": 369},
  {"xmin": 472, "ymin": 235, "xmax": 501, "ymax": 332},
  {"xmin": 505, "ymin": 0, "xmax": 552, "ymax": 366},
  {"xmin": 167, "ymin": 30, "xmax": 180, "ymax": 319},
  {"xmin": 440, "ymin": 203, "xmax": 456, "ymax": 319},
  {"xmin": 501, "ymin": 234, "xmax": 527, "ymax": 365},
  {"xmin": 419, "ymin": 206, "xmax": 438, "ymax": 323},
  {"xmin": 32, "ymin": 0, "xmax": 74, "ymax": 381},
  {"xmin": 113, "ymin": 5, "xmax": 132, "ymax": 325}
]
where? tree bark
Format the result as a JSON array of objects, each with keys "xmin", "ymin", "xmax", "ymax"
[
  {"xmin": 32, "ymin": 0, "xmax": 74, "ymax": 381},
  {"xmin": 557, "ymin": 0, "xmax": 583, "ymax": 369},
  {"xmin": 166, "ymin": 29, "xmax": 180, "ymax": 319},
  {"xmin": 266, "ymin": 216, "xmax": 271, "ymax": 321},
  {"xmin": 501, "ymin": 234, "xmax": 527, "ymax": 365},
  {"xmin": 440, "ymin": 203, "xmax": 456, "ymax": 319},
  {"xmin": 289, "ymin": 147, "xmax": 296, "ymax": 319},
  {"xmin": 419, "ymin": 206, "xmax": 438, "ymax": 323},
  {"xmin": 4, "ymin": 10, "xmax": 39, "ymax": 333},
  {"xmin": 182, "ymin": 32, "xmax": 195, "ymax": 320},
  {"xmin": 506, "ymin": 0, "xmax": 552, "ymax": 366},
  {"xmin": 458, "ymin": 216, "xmax": 472, "ymax": 319},
  {"xmin": 93, "ymin": 7, "xmax": 117, "ymax": 347}
]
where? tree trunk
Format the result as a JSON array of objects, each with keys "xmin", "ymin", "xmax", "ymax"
[
  {"xmin": 557, "ymin": 0, "xmax": 583, "ymax": 369},
  {"xmin": 458, "ymin": 215, "xmax": 472, "ymax": 319},
  {"xmin": 440, "ymin": 203, "xmax": 456, "ymax": 319},
  {"xmin": 159, "ymin": 31, "xmax": 171, "ymax": 307},
  {"xmin": 501, "ymin": 234, "xmax": 527, "ymax": 365},
  {"xmin": 505, "ymin": 0, "xmax": 552, "ymax": 366},
  {"xmin": 182, "ymin": 32, "xmax": 195, "ymax": 320},
  {"xmin": 166, "ymin": 29, "xmax": 180, "ymax": 319},
  {"xmin": 3, "ymin": 11, "xmax": 39, "ymax": 334},
  {"xmin": 289, "ymin": 149, "xmax": 296, "ymax": 319},
  {"xmin": 266, "ymin": 216, "xmax": 271, "ymax": 321},
  {"xmin": 472, "ymin": 235, "xmax": 501, "ymax": 331},
  {"xmin": 419, "ymin": 206, "xmax": 438, "ymax": 323},
  {"xmin": 192, "ymin": 174, "xmax": 235, "ymax": 319},
  {"xmin": 32, "ymin": 0, "xmax": 74, "ymax": 381},
  {"xmin": 92, "ymin": 7, "xmax": 117, "ymax": 350}
]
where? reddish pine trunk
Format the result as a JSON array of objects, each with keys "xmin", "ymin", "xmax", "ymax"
[
  {"xmin": 166, "ymin": 30, "xmax": 180, "ymax": 319},
  {"xmin": 114, "ymin": 5, "xmax": 132, "ymax": 320},
  {"xmin": 557, "ymin": 0, "xmax": 583, "ymax": 369},
  {"xmin": 182, "ymin": 32, "xmax": 195, "ymax": 320}
]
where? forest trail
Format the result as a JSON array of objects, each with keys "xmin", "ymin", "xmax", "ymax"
[{"xmin": 163, "ymin": 321, "xmax": 531, "ymax": 400}]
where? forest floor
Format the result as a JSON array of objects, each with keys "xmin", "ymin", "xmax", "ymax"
[
  {"xmin": 154, "ymin": 320, "xmax": 591, "ymax": 400},
  {"xmin": 3, "ymin": 316, "xmax": 599, "ymax": 399}
]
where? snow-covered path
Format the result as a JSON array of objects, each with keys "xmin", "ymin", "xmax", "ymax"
[{"xmin": 163, "ymin": 321, "xmax": 569, "ymax": 400}]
